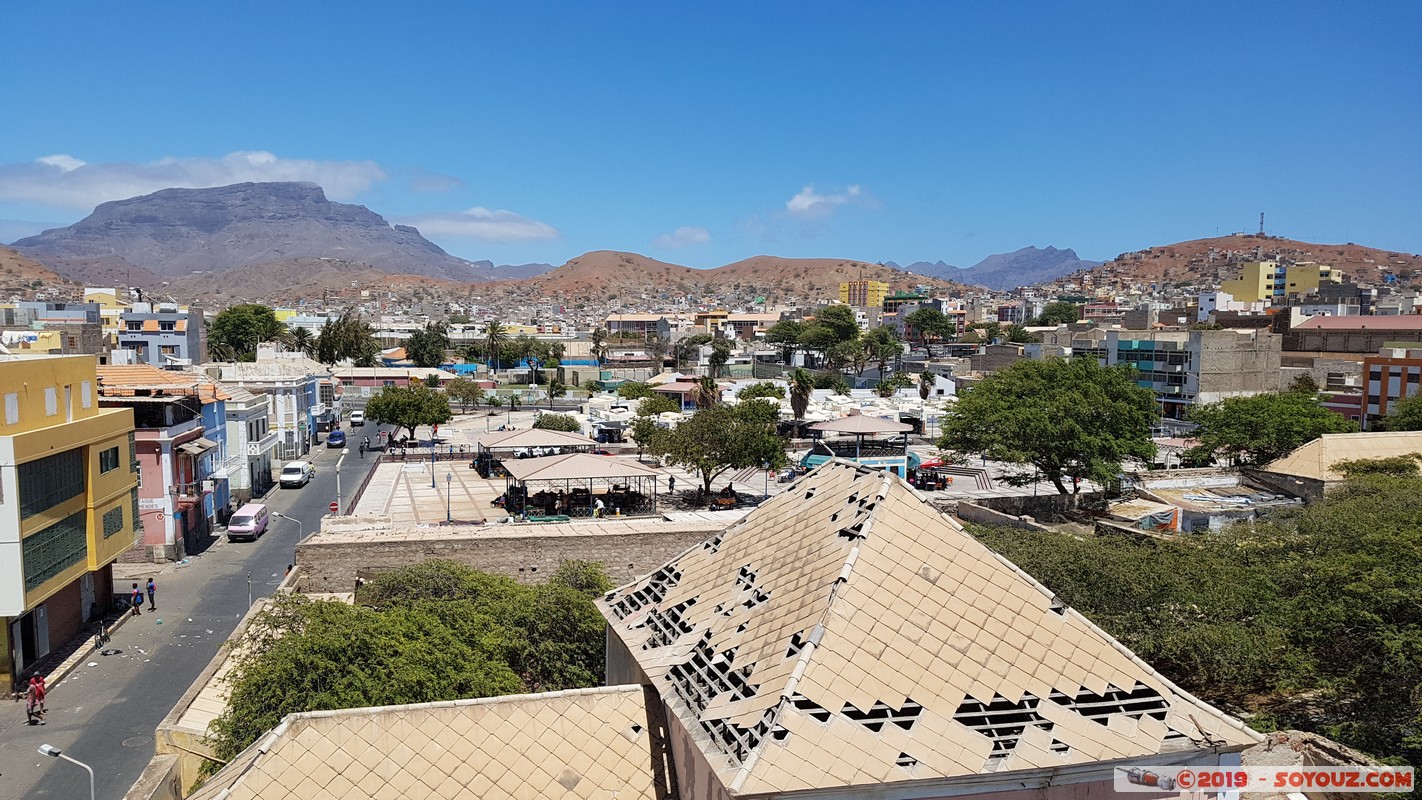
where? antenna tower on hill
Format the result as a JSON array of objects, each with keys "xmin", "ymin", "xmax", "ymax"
[{"xmin": 1259, "ymin": 212, "xmax": 1265, "ymax": 235}]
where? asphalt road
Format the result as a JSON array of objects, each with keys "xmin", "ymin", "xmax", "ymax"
[{"xmin": 0, "ymin": 424, "xmax": 390, "ymax": 800}]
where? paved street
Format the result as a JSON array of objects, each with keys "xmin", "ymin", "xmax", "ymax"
[{"xmin": 0, "ymin": 426, "xmax": 389, "ymax": 800}]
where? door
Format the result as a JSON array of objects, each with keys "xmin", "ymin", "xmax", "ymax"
[{"xmin": 34, "ymin": 605, "xmax": 49, "ymax": 660}]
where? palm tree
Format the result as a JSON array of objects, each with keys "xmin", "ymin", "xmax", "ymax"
[
  {"xmin": 789, "ymin": 368, "xmax": 813, "ymax": 422},
  {"xmin": 207, "ymin": 339, "xmax": 236, "ymax": 363},
  {"xmin": 290, "ymin": 326, "xmax": 315, "ymax": 356},
  {"xmin": 547, "ymin": 380, "xmax": 567, "ymax": 409},
  {"xmin": 918, "ymin": 371, "xmax": 935, "ymax": 402},
  {"xmin": 645, "ymin": 333, "xmax": 669, "ymax": 367},
  {"xmin": 591, "ymin": 328, "xmax": 608, "ymax": 366},
  {"xmin": 708, "ymin": 338, "xmax": 732, "ymax": 378},
  {"xmin": 484, "ymin": 321, "xmax": 508, "ymax": 372},
  {"xmin": 694, "ymin": 376, "xmax": 720, "ymax": 410}
]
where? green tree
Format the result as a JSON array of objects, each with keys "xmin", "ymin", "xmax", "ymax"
[
  {"xmin": 484, "ymin": 320, "xmax": 509, "ymax": 371},
  {"xmin": 789, "ymin": 368, "xmax": 814, "ymax": 422},
  {"xmin": 445, "ymin": 376, "xmax": 485, "ymax": 413},
  {"xmin": 1331, "ymin": 455, "xmax": 1421, "ymax": 477},
  {"xmin": 810, "ymin": 304, "xmax": 860, "ymax": 343},
  {"xmin": 904, "ymin": 307, "xmax": 954, "ymax": 357},
  {"xmin": 590, "ymin": 327, "xmax": 607, "ymax": 365},
  {"xmin": 532, "ymin": 413, "xmax": 581, "ymax": 433},
  {"xmin": 290, "ymin": 326, "xmax": 315, "ymax": 357},
  {"xmin": 862, "ymin": 326, "xmax": 902, "ymax": 376},
  {"xmin": 737, "ymin": 382, "xmax": 786, "ymax": 401},
  {"xmin": 765, "ymin": 319, "xmax": 806, "ymax": 365},
  {"xmin": 617, "ymin": 381, "xmax": 654, "ymax": 400},
  {"xmin": 694, "ymin": 375, "xmax": 720, "ymax": 409},
  {"xmin": 645, "ymin": 333, "xmax": 669, "ymax": 366},
  {"xmin": 314, "ymin": 309, "xmax": 379, "ymax": 366},
  {"xmin": 708, "ymin": 337, "xmax": 733, "ymax": 377},
  {"xmin": 209, "ymin": 304, "xmax": 288, "ymax": 361},
  {"xmin": 673, "ymin": 333, "xmax": 712, "ymax": 371},
  {"xmin": 637, "ymin": 393, "xmax": 679, "ymax": 417},
  {"xmin": 938, "ymin": 358, "xmax": 1158, "ymax": 493},
  {"xmin": 1288, "ymin": 373, "xmax": 1322, "ymax": 394},
  {"xmin": 1187, "ymin": 391, "xmax": 1356, "ymax": 465},
  {"xmin": 403, "ymin": 322, "xmax": 450, "ymax": 368},
  {"xmin": 1004, "ymin": 324, "xmax": 1036, "ymax": 344},
  {"xmin": 630, "ymin": 415, "xmax": 663, "ymax": 458},
  {"xmin": 545, "ymin": 379, "xmax": 567, "ymax": 408},
  {"xmin": 645, "ymin": 399, "xmax": 786, "ymax": 495},
  {"xmin": 918, "ymin": 370, "xmax": 936, "ymax": 402},
  {"xmin": 1028, "ymin": 301, "xmax": 1080, "ymax": 326},
  {"xmin": 364, "ymin": 384, "xmax": 454, "ymax": 440},
  {"xmin": 1374, "ymin": 392, "xmax": 1422, "ymax": 431},
  {"xmin": 875, "ymin": 371, "xmax": 913, "ymax": 397}
]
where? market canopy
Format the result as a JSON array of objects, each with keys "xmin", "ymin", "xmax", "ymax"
[
  {"xmin": 809, "ymin": 413, "xmax": 913, "ymax": 435},
  {"xmin": 502, "ymin": 452, "xmax": 661, "ymax": 483},
  {"xmin": 477, "ymin": 428, "xmax": 598, "ymax": 450}
]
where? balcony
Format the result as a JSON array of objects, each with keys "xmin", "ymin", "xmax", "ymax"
[{"xmin": 246, "ymin": 429, "xmax": 278, "ymax": 456}]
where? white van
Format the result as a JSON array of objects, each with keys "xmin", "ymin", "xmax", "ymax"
[
  {"xmin": 227, "ymin": 503, "xmax": 270, "ymax": 541},
  {"xmin": 280, "ymin": 461, "xmax": 314, "ymax": 488},
  {"xmin": 349, "ymin": 410, "xmax": 365, "ymax": 426}
]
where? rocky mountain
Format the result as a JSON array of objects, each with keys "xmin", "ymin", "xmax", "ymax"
[
  {"xmin": 1052, "ymin": 234, "xmax": 1422, "ymax": 292},
  {"xmin": 9, "ymin": 182, "xmax": 497, "ymax": 285},
  {"xmin": 890, "ymin": 246, "xmax": 1099, "ymax": 290},
  {"xmin": 492, "ymin": 250, "xmax": 976, "ymax": 302}
]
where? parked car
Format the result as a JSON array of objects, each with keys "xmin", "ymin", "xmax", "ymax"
[
  {"xmin": 227, "ymin": 503, "xmax": 270, "ymax": 541},
  {"xmin": 280, "ymin": 461, "xmax": 314, "ymax": 488},
  {"xmin": 328, "ymin": 429, "xmax": 347, "ymax": 448},
  {"xmin": 350, "ymin": 410, "xmax": 365, "ymax": 426}
]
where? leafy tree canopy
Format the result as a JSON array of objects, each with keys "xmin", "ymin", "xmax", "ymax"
[
  {"xmin": 737, "ymin": 382, "xmax": 786, "ymax": 401},
  {"xmin": 617, "ymin": 381, "xmax": 654, "ymax": 399},
  {"xmin": 1374, "ymin": 392, "xmax": 1422, "ymax": 432},
  {"xmin": 364, "ymin": 384, "xmax": 453, "ymax": 439},
  {"xmin": 532, "ymin": 412, "xmax": 581, "ymax": 433},
  {"xmin": 637, "ymin": 393, "xmax": 679, "ymax": 417},
  {"xmin": 445, "ymin": 376, "xmax": 485, "ymax": 413},
  {"xmin": 210, "ymin": 304, "xmax": 287, "ymax": 361},
  {"xmin": 1029, "ymin": 301, "xmax": 1080, "ymax": 326},
  {"xmin": 314, "ymin": 309, "xmax": 380, "ymax": 367},
  {"xmin": 645, "ymin": 399, "xmax": 787, "ymax": 494},
  {"xmin": 209, "ymin": 560, "xmax": 611, "ymax": 761},
  {"xmin": 1331, "ymin": 454, "xmax": 1421, "ymax": 478},
  {"xmin": 403, "ymin": 322, "xmax": 450, "ymax": 368},
  {"xmin": 1187, "ymin": 391, "xmax": 1356, "ymax": 466},
  {"xmin": 937, "ymin": 358, "xmax": 1158, "ymax": 493}
]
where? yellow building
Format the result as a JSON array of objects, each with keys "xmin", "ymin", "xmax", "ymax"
[
  {"xmin": 1220, "ymin": 260, "xmax": 1340, "ymax": 304},
  {"xmin": 0, "ymin": 354, "xmax": 138, "ymax": 690},
  {"xmin": 693, "ymin": 309, "xmax": 730, "ymax": 333},
  {"xmin": 84, "ymin": 287, "xmax": 131, "ymax": 345},
  {"xmin": 839, "ymin": 280, "xmax": 889, "ymax": 308}
]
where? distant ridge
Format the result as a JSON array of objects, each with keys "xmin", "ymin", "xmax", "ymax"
[
  {"xmin": 9, "ymin": 182, "xmax": 539, "ymax": 287},
  {"xmin": 889, "ymin": 246, "xmax": 1099, "ymax": 290}
]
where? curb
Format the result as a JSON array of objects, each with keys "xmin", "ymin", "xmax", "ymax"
[{"xmin": 47, "ymin": 608, "xmax": 136, "ymax": 690}]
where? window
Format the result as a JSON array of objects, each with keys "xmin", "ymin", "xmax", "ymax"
[
  {"xmin": 103, "ymin": 505, "xmax": 125, "ymax": 537},
  {"xmin": 160, "ymin": 345, "xmax": 179, "ymax": 355},
  {"xmin": 125, "ymin": 321, "xmax": 142, "ymax": 331},
  {"xmin": 99, "ymin": 446, "xmax": 120, "ymax": 473},
  {"xmin": 80, "ymin": 380, "xmax": 92, "ymax": 408},
  {"xmin": 130, "ymin": 488, "xmax": 143, "ymax": 532},
  {"xmin": 44, "ymin": 386, "xmax": 57, "ymax": 416},
  {"xmin": 4, "ymin": 392, "xmax": 17, "ymax": 425},
  {"xmin": 159, "ymin": 322, "xmax": 175, "ymax": 331},
  {"xmin": 22, "ymin": 510, "xmax": 88, "ymax": 591},
  {"xmin": 19, "ymin": 449, "xmax": 86, "ymax": 519}
]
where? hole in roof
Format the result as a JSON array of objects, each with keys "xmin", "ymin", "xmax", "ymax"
[
  {"xmin": 842, "ymin": 699, "xmax": 923, "ymax": 733},
  {"xmin": 1048, "ymin": 682, "xmax": 1169, "ymax": 726},
  {"xmin": 631, "ymin": 724, "xmax": 644, "ymax": 734},
  {"xmin": 791, "ymin": 694, "xmax": 831, "ymax": 723},
  {"xmin": 953, "ymin": 693, "xmax": 1052, "ymax": 753},
  {"xmin": 896, "ymin": 752, "xmax": 919, "ymax": 768},
  {"xmin": 1048, "ymin": 596, "xmax": 1066, "ymax": 615},
  {"xmin": 804, "ymin": 487, "xmax": 816, "ymax": 500},
  {"xmin": 785, "ymin": 629, "xmax": 808, "ymax": 658},
  {"xmin": 1050, "ymin": 739, "xmax": 1070, "ymax": 754},
  {"xmin": 770, "ymin": 726, "xmax": 789, "ymax": 742}
]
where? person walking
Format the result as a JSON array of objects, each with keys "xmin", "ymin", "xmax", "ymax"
[
  {"xmin": 30, "ymin": 676, "xmax": 46, "ymax": 716},
  {"xmin": 23, "ymin": 679, "xmax": 43, "ymax": 725},
  {"xmin": 667, "ymin": 475, "xmax": 675, "ymax": 494},
  {"xmin": 146, "ymin": 577, "xmax": 156, "ymax": 611},
  {"xmin": 130, "ymin": 583, "xmax": 143, "ymax": 616}
]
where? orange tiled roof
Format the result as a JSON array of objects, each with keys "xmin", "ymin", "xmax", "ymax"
[{"xmin": 97, "ymin": 364, "xmax": 231, "ymax": 402}]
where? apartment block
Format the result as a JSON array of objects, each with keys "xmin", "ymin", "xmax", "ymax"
[
  {"xmin": 838, "ymin": 280, "xmax": 888, "ymax": 308},
  {"xmin": 1362, "ymin": 346, "xmax": 1422, "ymax": 429},
  {"xmin": 117, "ymin": 302, "xmax": 207, "ymax": 368},
  {"xmin": 1220, "ymin": 260, "xmax": 1340, "ymax": 304},
  {"xmin": 0, "ymin": 355, "xmax": 139, "ymax": 690}
]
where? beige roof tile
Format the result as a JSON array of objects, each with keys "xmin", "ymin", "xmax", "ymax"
[
  {"xmin": 599, "ymin": 460, "xmax": 1262, "ymax": 796},
  {"xmin": 188, "ymin": 686, "xmax": 659, "ymax": 800}
]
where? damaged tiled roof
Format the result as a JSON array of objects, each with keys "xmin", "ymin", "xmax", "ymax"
[
  {"xmin": 188, "ymin": 687, "xmax": 661, "ymax": 800},
  {"xmin": 96, "ymin": 364, "xmax": 230, "ymax": 402},
  {"xmin": 599, "ymin": 461, "xmax": 1261, "ymax": 796}
]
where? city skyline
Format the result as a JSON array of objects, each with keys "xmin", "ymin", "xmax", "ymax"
[{"xmin": 1, "ymin": 1, "xmax": 1418, "ymax": 268}]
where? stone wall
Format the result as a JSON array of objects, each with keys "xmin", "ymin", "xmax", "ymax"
[
  {"xmin": 954, "ymin": 502, "xmax": 1052, "ymax": 532},
  {"xmin": 295, "ymin": 517, "xmax": 724, "ymax": 592}
]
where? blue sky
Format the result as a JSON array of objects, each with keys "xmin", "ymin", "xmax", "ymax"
[{"xmin": 1, "ymin": 1, "xmax": 1418, "ymax": 268}]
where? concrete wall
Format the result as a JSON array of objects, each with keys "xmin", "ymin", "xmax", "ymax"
[
  {"xmin": 965, "ymin": 490, "xmax": 1105, "ymax": 520},
  {"xmin": 295, "ymin": 519, "xmax": 720, "ymax": 592},
  {"xmin": 120, "ymin": 754, "xmax": 183, "ymax": 800},
  {"xmin": 1195, "ymin": 329, "xmax": 1283, "ymax": 400},
  {"xmin": 954, "ymin": 502, "xmax": 1052, "ymax": 531}
]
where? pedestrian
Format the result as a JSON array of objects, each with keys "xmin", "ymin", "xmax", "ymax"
[
  {"xmin": 358, "ymin": 442, "xmax": 365, "ymax": 459},
  {"xmin": 131, "ymin": 583, "xmax": 143, "ymax": 615},
  {"xmin": 667, "ymin": 475, "xmax": 676, "ymax": 494},
  {"xmin": 147, "ymin": 577, "xmax": 156, "ymax": 611},
  {"xmin": 30, "ymin": 676, "xmax": 46, "ymax": 716},
  {"xmin": 23, "ymin": 679, "xmax": 43, "ymax": 725},
  {"xmin": 594, "ymin": 497, "xmax": 606, "ymax": 518}
]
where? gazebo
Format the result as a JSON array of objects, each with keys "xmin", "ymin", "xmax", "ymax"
[
  {"xmin": 803, "ymin": 411, "xmax": 914, "ymax": 476},
  {"xmin": 474, "ymin": 428, "xmax": 598, "ymax": 478},
  {"xmin": 500, "ymin": 453, "xmax": 662, "ymax": 519}
]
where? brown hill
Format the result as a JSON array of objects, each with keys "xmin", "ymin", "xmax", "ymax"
[
  {"xmin": 492, "ymin": 250, "xmax": 975, "ymax": 302},
  {"xmin": 1054, "ymin": 234, "xmax": 1422, "ymax": 290},
  {"xmin": 0, "ymin": 246, "xmax": 78, "ymax": 296}
]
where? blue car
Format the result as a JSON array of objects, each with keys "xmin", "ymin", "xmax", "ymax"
[{"xmin": 327, "ymin": 429, "xmax": 347, "ymax": 448}]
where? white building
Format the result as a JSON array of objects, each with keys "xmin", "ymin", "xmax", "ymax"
[{"xmin": 223, "ymin": 388, "xmax": 277, "ymax": 503}]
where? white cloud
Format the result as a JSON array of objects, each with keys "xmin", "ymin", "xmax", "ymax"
[
  {"xmin": 786, "ymin": 184, "xmax": 864, "ymax": 219},
  {"xmin": 0, "ymin": 151, "xmax": 388, "ymax": 210},
  {"xmin": 397, "ymin": 207, "xmax": 560, "ymax": 243},
  {"xmin": 652, "ymin": 225, "xmax": 711, "ymax": 249}
]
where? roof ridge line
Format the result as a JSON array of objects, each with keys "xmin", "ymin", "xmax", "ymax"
[{"xmin": 727, "ymin": 467, "xmax": 893, "ymax": 793}]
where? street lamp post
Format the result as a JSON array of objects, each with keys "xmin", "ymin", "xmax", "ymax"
[
  {"xmin": 762, "ymin": 460, "xmax": 770, "ymax": 501},
  {"xmin": 335, "ymin": 447, "xmax": 350, "ymax": 514},
  {"xmin": 446, "ymin": 472, "xmax": 453, "ymax": 522},
  {"xmin": 38, "ymin": 745, "xmax": 93, "ymax": 800},
  {"xmin": 430, "ymin": 437, "xmax": 437, "ymax": 488},
  {"xmin": 272, "ymin": 511, "xmax": 303, "ymax": 540}
]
